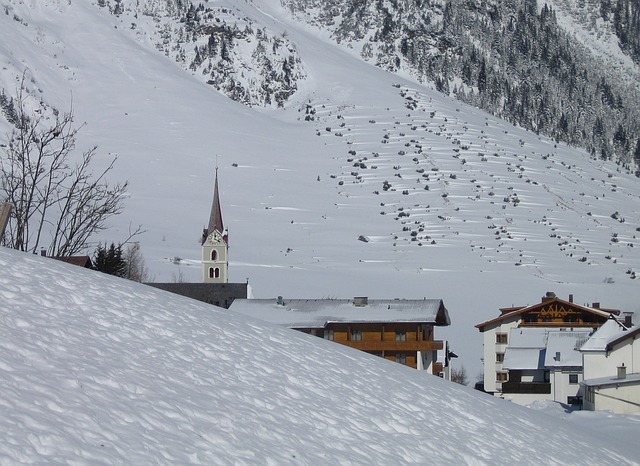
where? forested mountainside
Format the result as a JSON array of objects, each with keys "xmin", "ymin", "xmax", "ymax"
[
  {"xmin": 5, "ymin": 0, "xmax": 639, "ymax": 172},
  {"xmin": 282, "ymin": 0, "xmax": 640, "ymax": 173},
  {"xmin": 96, "ymin": 0, "xmax": 305, "ymax": 107}
]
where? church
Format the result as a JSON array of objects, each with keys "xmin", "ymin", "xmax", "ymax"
[
  {"xmin": 200, "ymin": 168, "xmax": 229, "ymax": 284},
  {"xmin": 147, "ymin": 169, "xmax": 248, "ymax": 308},
  {"xmin": 150, "ymin": 169, "xmax": 454, "ymax": 374}
]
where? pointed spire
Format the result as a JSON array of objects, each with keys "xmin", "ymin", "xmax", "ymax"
[{"xmin": 202, "ymin": 168, "xmax": 226, "ymax": 245}]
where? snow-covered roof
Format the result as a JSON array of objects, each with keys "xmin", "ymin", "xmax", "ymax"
[
  {"xmin": 502, "ymin": 328, "xmax": 546, "ymax": 370},
  {"xmin": 508, "ymin": 327, "xmax": 547, "ymax": 348},
  {"xmin": 502, "ymin": 328, "xmax": 589, "ymax": 369},
  {"xmin": 544, "ymin": 330, "xmax": 591, "ymax": 367},
  {"xmin": 229, "ymin": 298, "xmax": 450, "ymax": 328},
  {"xmin": 503, "ymin": 348, "xmax": 545, "ymax": 370},
  {"xmin": 1, "ymin": 239, "xmax": 639, "ymax": 463},
  {"xmin": 476, "ymin": 297, "xmax": 616, "ymax": 330},
  {"xmin": 582, "ymin": 373, "xmax": 640, "ymax": 388},
  {"xmin": 580, "ymin": 318, "xmax": 632, "ymax": 352}
]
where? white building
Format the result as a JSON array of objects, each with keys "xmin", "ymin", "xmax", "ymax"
[
  {"xmin": 496, "ymin": 327, "xmax": 590, "ymax": 405},
  {"xmin": 476, "ymin": 292, "xmax": 619, "ymax": 405},
  {"xmin": 580, "ymin": 318, "xmax": 640, "ymax": 414}
]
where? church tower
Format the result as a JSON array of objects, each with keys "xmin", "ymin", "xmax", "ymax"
[{"xmin": 201, "ymin": 169, "xmax": 228, "ymax": 283}]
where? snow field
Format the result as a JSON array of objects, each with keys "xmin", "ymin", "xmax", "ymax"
[{"xmin": 1, "ymin": 247, "xmax": 639, "ymax": 464}]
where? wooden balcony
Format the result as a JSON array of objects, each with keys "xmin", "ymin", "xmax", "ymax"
[
  {"xmin": 519, "ymin": 321, "xmax": 601, "ymax": 328},
  {"xmin": 501, "ymin": 382, "xmax": 551, "ymax": 394},
  {"xmin": 340, "ymin": 340, "xmax": 444, "ymax": 352}
]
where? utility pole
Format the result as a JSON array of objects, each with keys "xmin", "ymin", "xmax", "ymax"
[{"xmin": 0, "ymin": 203, "xmax": 11, "ymax": 239}]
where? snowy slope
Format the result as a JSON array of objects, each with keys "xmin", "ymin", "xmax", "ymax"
[
  {"xmin": 0, "ymin": 247, "xmax": 639, "ymax": 464},
  {"xmin": 0, "ymin": 0, "xmax": 639, "ymax": 379}
]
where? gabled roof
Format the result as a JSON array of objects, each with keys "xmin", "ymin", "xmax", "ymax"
[
  {"xmin": 53, "ymin": 256, "xmax": 94, "ymax": 269},
  {"xmin": 544, "ymin": 330, "xmax": 591, "ymax": 367},
  {"xmin": 229, "ymin": 298, "xmax": 450, "ymax": 329},
  {"xmin": 502, "ymin": 328, "xmax": 546, "ymax": 370},
  {"xmin": 581, "ymin": 372, "xmax": 640, "ymax": 388},
  {"xmin": 502, "ymin": 327, "xmax": 590, "ymax": 369},
  {"xmin": 580, "ymin": 318, "xmax": 639, "ymax": 353},
  {"xmin": 476, "ymin": 296, "xmax": 617, "ymax": 331}
]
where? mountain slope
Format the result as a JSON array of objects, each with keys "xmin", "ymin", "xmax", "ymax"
[
  {"xmin": 1, "ymin": 247, "xmax": 639, "ymax": 464},
  {"xmin": 0, "ymin": 0, "xmax": 639, "ymax": 376}
]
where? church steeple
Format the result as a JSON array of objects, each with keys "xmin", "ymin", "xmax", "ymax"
[
  {"xmin": 201, "ymin": 168, "xmax": 228, "ymax": 283},
  {"xmin": 201, "ymin": 168, "xmax": 226, "ymax": 245}
]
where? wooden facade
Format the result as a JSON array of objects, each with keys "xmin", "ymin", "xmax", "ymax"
[
  {"xmin": 300, "ymin": 322, "xmax": 444, "ymax": 369},
  {"xmin": 229, "ymin": 298, "xmax": 451, "ymax": 373}
]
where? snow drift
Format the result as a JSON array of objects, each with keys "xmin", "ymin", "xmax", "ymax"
[{"xmin": 0, "ymin": 247, "xmax": 637, "ymax": 464}]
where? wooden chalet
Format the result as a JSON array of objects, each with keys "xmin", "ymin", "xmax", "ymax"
[{"xmin": 229, "ymin": 296, "xmax": 451, "ymax": 374}]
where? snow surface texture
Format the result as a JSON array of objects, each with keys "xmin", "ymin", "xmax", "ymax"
[
  {"xmin": 1, "ymin": 0, "xmax": 640, "ymax": 378},
  {"xmin": 0, "ymin": 247, "xmax": 639, "ymax": 464}
]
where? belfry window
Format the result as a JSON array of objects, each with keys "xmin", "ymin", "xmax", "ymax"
[{"xmin": 211, "ymin": 250, "xmax": 218, "ymax": 261}]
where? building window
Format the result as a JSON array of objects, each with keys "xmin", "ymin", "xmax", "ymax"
[
  {"xmin": 496, "ymin": 372, "xmax": 508, "ymax": 382},
  {"xmin": 208, "ymin": 267, "xmax": 214, "ymax": 279},
  {"xmin": 496, "ymin": 333, "xmax": 508, "ymax": 344},
  {"xmin": 585, "ymin": 387, "xmax": 594, "ymax": 403},
  {"xmin": 211, "ymin": 250, "xmax": 218, "ymax": 261},
  {"xmin": 496, "ymin": 353, "xmax": 504, "ymax": 363},
  {"xmin": 569, "ymin": 374, "xmax": 579, "ymax": 385},
  {"xmin": 351, "ymin": 329, "xmax": 362, "ymax": 341},
  {"xmin": 324, "ymin": 330, "xmax": 334, "ymax": 341},
  {"xmin": 214, "ymin": 268, "xmax": 220, "ymax": 278},
  {"xmin": 396, "ymin": 354, "xmax": 406, "ymax": 364},
  {"xmin": 395, "ymin": 330, "xmax": 406, "ymax": 341}
]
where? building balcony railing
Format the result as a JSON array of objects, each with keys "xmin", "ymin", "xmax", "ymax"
[
  {"xmin": 341, "ymin": 340, "xmax": 444, "ymax": 352},
  {"xmin": 501, "ymin": 381, "xmax": 551, "ymax": 394},
  {"xmin": 519, "ymin": 322, "xmax": 601, "ymax": 328}
]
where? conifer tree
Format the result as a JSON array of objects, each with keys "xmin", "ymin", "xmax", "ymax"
[{"xmin": 94, "ymin": 243, "xmax": 127, "ymax": 277}]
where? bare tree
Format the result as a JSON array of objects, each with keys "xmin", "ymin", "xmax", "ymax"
[
  {"xmin": 451, "ymin": 365, "xmax": 470, "ymax": 386},
  {"xmin": 0, "ymin": 79, "xmax": 128, "ymax": 256},
  {"xmin": 122, "ymin": 242, "xmax": 150, "ymax": 282}
]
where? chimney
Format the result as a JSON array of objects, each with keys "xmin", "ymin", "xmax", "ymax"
[
  {"xmin": 592, "ymin": 302, "xmax": 600, "ymax": 309},
  {"xmin": 40, "ymin": 249, "xmax": 46, "ymax": 257},
  {"xmin": 276, "ymin": 296, "xmax": 284, "ymax": 306},
  {"xmin": 353, "ymin": 296, "xmax": 368, "ymax": 307},
  {"xmin": 568, "ymin": 294, "xmax": 574, "ymax": 303},
  {"xmin": 617, "ymin": 364, "xmax": 626, "ymax": 380},
  {"xmin": 542, "ymin": 291, "xmax": 556, "ymax": 303},
  {"xmin": 623, "ymin": 312, "xmax": 634, "ymax": 327}
]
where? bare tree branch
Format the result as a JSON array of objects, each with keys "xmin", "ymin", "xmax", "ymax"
[{"xmin": 1, "ymin": 76, "xmax": 129, "ymax": 256}]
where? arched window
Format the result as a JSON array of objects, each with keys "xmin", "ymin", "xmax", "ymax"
[
  {"xmin": 214, "ymin": 268, "xmax": 220, "ymax": 278},
  {"xmin": 211, "ymin": 250, "xmax": 218, "ymax": 261},
  {"xmin": 208, "ymin": 267, "xmax": 214, "ymax": 278}
]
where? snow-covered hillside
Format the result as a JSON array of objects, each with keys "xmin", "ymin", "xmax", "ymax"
[
  {"xmin": 0, "ymin": 247, "xmax": 639, "ymax": 464},
  {"xmin": 545, "ymin": 0, "xmax": 640, "ymax": 86},
  {"xmin": 1, "ymin": 0, "xmax": 639, "ymax": 378}
]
